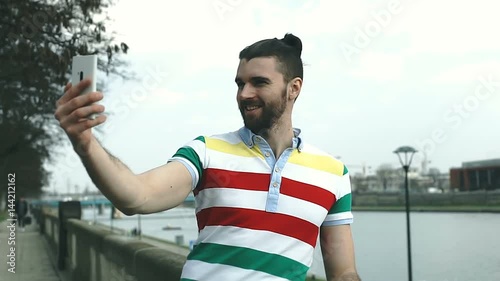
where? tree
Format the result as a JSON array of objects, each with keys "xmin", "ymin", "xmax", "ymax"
[
  {"xmin": 0, "ymin": 0, "xmax": 131, "ymax": 207},
  {"xmin": 376, "ymin": 163, "xmax": 396, "ymax": 191},
  {"xmin": 3, "ymin": 144, "xmax": 48, "ymax": 199},
  {"xmin": 427, "ymin": 167, "xmax": 440, "ymax": 183},
  {"xmin": 427, "ymin": 167, "xmax": 445, "ymax": 191},
  {"xmin": 350, "ymin": 175, "xmax": 369, "ymax": 193}
]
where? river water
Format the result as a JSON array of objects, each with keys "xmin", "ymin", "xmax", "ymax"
[{"xmin": 82, "ymin": 207, "xmax": 500, "ymax": 281}]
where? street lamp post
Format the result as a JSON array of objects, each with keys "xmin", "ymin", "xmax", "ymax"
[
  {"xmin": 138, "ymin": 214, "xmax": 142, "ymax": 240},
  {"xmin": 393, "ymin": 146, "xmax": 418, "ymax": 281}
]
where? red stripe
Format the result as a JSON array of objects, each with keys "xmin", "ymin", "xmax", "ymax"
[
  {"xmin": 280, "ymin": 177, "xmax": 336, "ymax": 210},
  {"xmin": 195, "ymin": 168, "xmax": 269, "ymax": 195},
  {"xmin": 196, "ymin": 168, "xmax": 335, "ymax": 210},
  {"xmin": 196, "ymin": 207, "xmax": 319, "ymax": 247}
]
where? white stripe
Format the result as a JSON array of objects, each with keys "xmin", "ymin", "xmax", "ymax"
[
  {"xmin": 181, "ymin": 260, "xmax": 290, "ymax": 281},
  {"xmin": 277, "ymin": 194, "xmax": 328, "ymax": 226},
  {"xmin": 196, "ymin": 188, "xmax": 266, "ymax": 213},
  {"xmin": 281, "ymin": 162, "xmax": 343, "ymax": 193},
  {"xmin": 323, "ymin": 218, "xmax": 353, "ymax": 226},
  {"xmin": 209, "ymin": 131, "xmax": 242, "ymax": 144},
  {"xmin": 206, "ymin": 149, "xmax": 269, "ymax": 173},
  {"xmin": 325, "ymin": 211, "xmax": 353, "ymax": 223},
  {"xmin": 336, "ymin": 174, "xmax": 352, "ymax": 198},
  {"xmin": 196, "ymin": 188, "xmax": 327, "ymax": 226},
  {"xmin": 169, "ymin": 157, "xmax": 198, "ymax": 189},
  {"xmin": 185, "ymin": 139, "xmax": 207, "ymax": 169},
  {"xmin": 196, "ymin": 225, "xmax": 314, "ymax": 266},
  {"xmin": 300, "ymin": 143, "xmax": 336, "ymax": 157}
]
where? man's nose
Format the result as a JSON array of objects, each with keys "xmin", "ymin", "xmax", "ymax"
[{"xmin": 239, "ymin": 84, "xmax": 256, "ymax": 99}]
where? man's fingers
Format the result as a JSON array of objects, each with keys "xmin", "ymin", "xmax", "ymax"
[
  {"xmin": 73, "ymin": 78, "xmax": 93, "ymax": 95},
  {"xmin": 57, "ymin": 79, "xmax": 91, "ymax": 106},
  {"xmin": 64, "ymin": 82, "xmax": 72, "ymax": 93},
  {"xmin": 56, "ymin": 91, "xmax": 103, "ymax": 120},
  {"xmin": 57, "ymin": 83, "xmax": 72, "ymax": 108},
  {"xmin": 59, "ymin": 103, "xmax": 105, "ymax": 127},
  {"xmin": 67, "ymin": 115, "xmax": 107, "ymax": 135},
  {"xmin": 73, "ymin": 103, "xmax": 105, "ymax": 120}
]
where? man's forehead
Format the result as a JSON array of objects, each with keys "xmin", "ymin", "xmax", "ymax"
[{"xmin": 236, "ymin": 57, "xmax": 281, "ymax": 78}]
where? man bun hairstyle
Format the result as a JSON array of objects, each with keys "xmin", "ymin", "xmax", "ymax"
[
  {"xmin": 281, "ymin": 33, "xmax": 302, "ymax": 57},
  {"xmin": 239, "ymin": 33, "xmax": 304, "ymax": 83}
]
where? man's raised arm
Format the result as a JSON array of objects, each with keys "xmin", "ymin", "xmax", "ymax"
[{"xmin": 54, "ymin": 79, "xmax": 192, "ymax": 215}]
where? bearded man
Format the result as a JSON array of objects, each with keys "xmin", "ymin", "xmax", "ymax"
[{"xmin": 55, "ymin": 33, "xmax": 361, "ymax": 281}]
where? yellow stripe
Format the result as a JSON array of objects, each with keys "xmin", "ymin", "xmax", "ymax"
[
  {"xmin": 288, "ymin": 151, "xmax": 344, "ymax": 176},
  {"xmin": 206, "ymin": 138, "xmax": 264, "ymax": 158}
]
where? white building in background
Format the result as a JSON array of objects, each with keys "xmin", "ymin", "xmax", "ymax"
[{"xmin": 351, "ymin": 165, "xmax": 450, "ymax": 193}]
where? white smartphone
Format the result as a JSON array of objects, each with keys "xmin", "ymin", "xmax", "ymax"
[{"xmin": 71, "ymin": 54, "xmax": 98, "ymax": 118}]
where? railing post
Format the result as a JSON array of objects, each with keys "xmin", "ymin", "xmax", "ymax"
[
  {"xmin": 58, "ymin": 201, "xmax": 81, "ymax": 270},
  {"xmin": 37, "ymin": 205, "xmax": 45, "ymax": 235}
]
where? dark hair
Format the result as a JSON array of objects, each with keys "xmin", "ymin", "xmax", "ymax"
[{"xmin": 239, "ymin": 33, "xmax": 303, "ymax": 83}]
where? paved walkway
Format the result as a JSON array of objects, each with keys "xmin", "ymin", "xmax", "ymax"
[{"xmin": 0, "ymin": 215, "xmax": 63, "ymax": 281}]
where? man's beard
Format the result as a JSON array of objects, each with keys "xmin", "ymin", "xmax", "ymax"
[{"xmin": 239, "ymin": 88, "xmax": 287, "ymax": 135}]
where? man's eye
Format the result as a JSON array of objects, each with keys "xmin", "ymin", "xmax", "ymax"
[
  {"xmin": 237, "ymin": 83, "xmax": 244, "ymax": 89},
  {"xmin": 253, "ymin": 80, "xmax": 267, "ymax": 87}
]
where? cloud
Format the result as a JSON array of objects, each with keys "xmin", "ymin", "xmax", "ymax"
[
  {"xmin": 388, "ymin": 0, "xmax": 500, "ymax": 54},
  {"xmin": 107, "ymin": 0, "xmax": 220, "ymax": 53},
  {"xmin": 144, "ymin": 87, "xmax": 187, "ymax": 106},
  {"xmin": 432, "ymin": 61, "xmax": 500, "ymax": 83},
  {"xmin": 277, "ymin": 0, "xmax": 368, "ymax": 35},
  {"xmin": 349, "ymin": 51, "xmax": 404, "ymax": 81}
]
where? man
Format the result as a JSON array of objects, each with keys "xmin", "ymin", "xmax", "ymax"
[
  {"xmin": 15, "ymin": 197, "xmax": 29, "ymax": 231},
  {"xmin": 55, "ymin": 33, "xmax": 361, "ymax": 281}
]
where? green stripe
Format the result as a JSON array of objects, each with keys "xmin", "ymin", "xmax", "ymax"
[
  {"xmin": 328, "ymin": 193, "xmax": 352, "ymax": 214},
  {"xmin": 194, "ymin": 136, "xmax": 205, "ymax": 143},
  {"xmin": 171, "ymin": 136, "xmax": 204, "ymax": 176},
  {"xmin": 187, "ymin": 243, "xmax": 308, "ymax": 281},
  {"xmin": 343, "ymin": 165, "xmax": 349, "ymax": 175},
  {"xmin": 172, "ymin": 146, "xmax": 203, "ymax": 177}
]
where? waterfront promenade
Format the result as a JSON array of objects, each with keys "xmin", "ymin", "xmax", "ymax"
[
  {"xmin": 0, "ymin": 217, "xmax": 68, "ymax": 281},
  {"xmin": 1, "ymin": 197, "xmax": 499, "ymax": 281}
]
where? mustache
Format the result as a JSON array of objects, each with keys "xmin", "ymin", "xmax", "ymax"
[{"xmin": 239, "ymin": 99, "xmax": 264, "ymax": 107}]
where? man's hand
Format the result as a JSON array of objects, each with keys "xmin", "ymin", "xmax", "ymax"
[{"xmin": 54, "ymin": 79, "xmax": 106, "ymax": 155}]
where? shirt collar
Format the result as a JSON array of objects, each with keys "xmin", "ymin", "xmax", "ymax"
[{"xmin": 238, "ymin": 126, "xmax": 304, "ymax": 152}]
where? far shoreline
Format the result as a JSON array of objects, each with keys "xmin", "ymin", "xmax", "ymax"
[{"xmin": 352, "ymin": 205, "xmax": 500, "ymax": 213}]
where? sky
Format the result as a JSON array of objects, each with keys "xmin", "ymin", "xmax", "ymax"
[{"xmin": 47, "ymin": 0, "xmax": 500, "ymax": 193}]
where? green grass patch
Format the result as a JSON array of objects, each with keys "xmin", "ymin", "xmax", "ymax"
[{"xmin": 0, "ymin": 210, "xmax": 8, "ymax": 222}]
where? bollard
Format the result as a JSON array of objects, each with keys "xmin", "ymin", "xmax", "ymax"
[
  {"xmin": 57, "ymin": 201, "xmax": 81, "ymax": 270},
  {"xmin": 175, "ymin": 235, "xmax": 184, "ymax": 246}
]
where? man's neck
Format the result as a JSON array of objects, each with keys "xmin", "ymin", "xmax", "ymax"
[{"xmin": 260, "ymin": 121, "xmax": 294, "ymax": 159}]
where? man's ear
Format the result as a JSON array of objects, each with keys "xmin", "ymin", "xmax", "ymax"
[{"xmin": 288, "ymin": 77, "xmax": 302, "ymax": 101}]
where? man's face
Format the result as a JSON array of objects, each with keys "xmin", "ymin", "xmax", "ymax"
[{"xmin": 235, "ymin": 57, "xmax": 288, "ymax": 134}]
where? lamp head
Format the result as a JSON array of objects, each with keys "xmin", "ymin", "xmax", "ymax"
[{"xmin": 393, "ymin": 146, "xmax": 418, "ymax": 168}]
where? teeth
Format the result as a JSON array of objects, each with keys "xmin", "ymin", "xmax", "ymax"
[{"xmin": 246, "ymin": 105, "xmax": 260, "ymax": 110}]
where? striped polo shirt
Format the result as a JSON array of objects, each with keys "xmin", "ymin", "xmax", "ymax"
[{"xmin": 169, "ymin": 127, "xmax": 353, "ymax": 281}]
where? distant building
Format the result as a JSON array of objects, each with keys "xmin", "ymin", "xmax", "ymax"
[
  {"xmin": 450, "ymin": 158, "xmax": 500, "ymax": 191},
  {"xmin": 351, "ymin": 168, "xmax": 420, "ymax": 193}
]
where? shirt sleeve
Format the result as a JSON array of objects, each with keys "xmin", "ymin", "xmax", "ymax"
[
  {"xmin": 167, "ymin": 136, "xmax": 206, "ymax": 190},
  {"xmin": 322, "ymin": 164, "xmax": 354, "ymax": 226}
]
